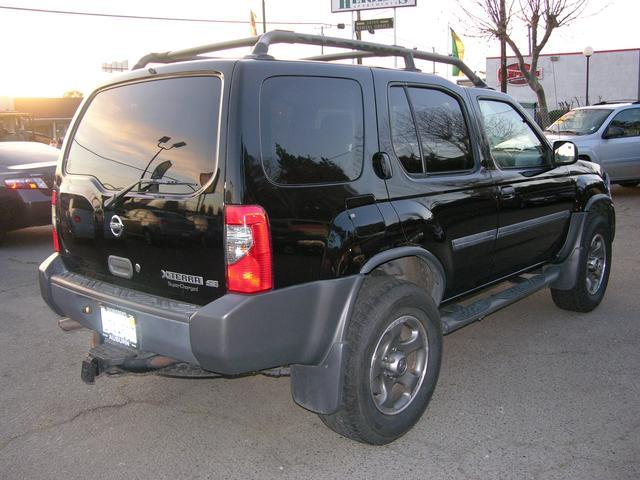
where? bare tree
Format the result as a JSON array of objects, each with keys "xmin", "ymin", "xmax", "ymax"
[{"xmin": 461, "ymin": 0, "xmax": 588, "ymax": 127}]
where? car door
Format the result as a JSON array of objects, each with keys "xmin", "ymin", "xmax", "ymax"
[
  {"xmin": 473, "ymin": 94, "xmax": 576, "ymax": 278},
  {"xmin": 373, "ymin": 70, "xmax": 498, "ymax": 299},
  {"xmin": 597, "ymin": 106, "xmax": 640, "ymax": 181}
]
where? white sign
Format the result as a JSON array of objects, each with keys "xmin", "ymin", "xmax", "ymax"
[{"xmin": 331, "ymin": 0, "xmax": 417, "ymax": 13}]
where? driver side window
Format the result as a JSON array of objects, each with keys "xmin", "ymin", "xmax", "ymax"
[{"xmin": 478, "ymin": 100, "xmax": 551, "ymax": 169}]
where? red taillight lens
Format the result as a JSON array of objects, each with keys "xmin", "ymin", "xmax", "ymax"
[
  {"xmin": 4, "ymin": 177, "xmax": 48, "ymax": 189},
  {"xmin": 225, "ymin": 205, "xmax": 272, "ymax": 294},
  {"xmin": 51, "ymin": 190, "xmax": 60, "ymax": 252}
]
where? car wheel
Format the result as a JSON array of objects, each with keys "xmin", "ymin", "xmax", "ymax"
[
  {"xmin": 319, "ymin": 277, "xmax": 442, "ymax": 445},
  {"xmin": 551, "ymin": 211, "xmax": 612, "ymax": 312},
  {"xmin": 618, "ymin": 180, "xmax": 639, "ymax": 188}
]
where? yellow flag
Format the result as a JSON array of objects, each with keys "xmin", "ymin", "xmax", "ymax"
[
  {"xmin": 250, "ymin": 10, "xmax": 257, "ymax": 36},
  {"xmin": 451, "ymin": 28, "xmax": 465, "ymax": 76}
]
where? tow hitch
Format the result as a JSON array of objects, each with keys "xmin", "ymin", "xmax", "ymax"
[{"xmin": 80, "ymin": 341, "xmax": 178, "ymax": 384}]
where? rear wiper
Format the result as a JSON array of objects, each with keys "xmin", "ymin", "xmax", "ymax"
[{"xmin": 104, "ymin": 179, "xmax": 197, "ymax": 208}]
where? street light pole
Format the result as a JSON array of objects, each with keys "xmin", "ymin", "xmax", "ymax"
[{"xmin": 583, "ymin": 46, "xmax": 594, "ymax": 106}]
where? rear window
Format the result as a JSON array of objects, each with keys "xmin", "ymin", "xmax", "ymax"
[
  {"xmin": 260, "ymin": 76, "xmax": 364, "ymax": 185},
  {"xmin": 66, "ymin": 76, "xmax": 221, "ymax": 194}
]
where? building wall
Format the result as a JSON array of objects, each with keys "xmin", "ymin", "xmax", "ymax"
[{"xmin": 486, "ymin": 49, "xmax": 640, "ymax": 110}]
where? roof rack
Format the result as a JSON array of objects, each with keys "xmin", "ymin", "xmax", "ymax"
[
  {"xmin": 133, "ymin": 30, "xmax": 487, "ymax": 89},
  {"xmin": 592, "ymin": 99, "xmax": 637, "ymax": 105}
]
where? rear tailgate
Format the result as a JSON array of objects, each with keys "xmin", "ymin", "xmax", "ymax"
[{"xmin": 57, "ymin": 72, "xmax": 229, "ymax": 305}]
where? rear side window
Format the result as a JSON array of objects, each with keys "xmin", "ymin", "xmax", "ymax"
[
  {"xmin": 389, "ymin": 87, "xmax": 423, "ymax": 174},
  {"xmin": 389, "ymin": 86, "xmax": 474, "ymax": 175},
  {"xmin": 407, "ymin": 87, "xmax": 474, "ymax": 173},
  {"xmin": 66, "ymin": 76, "xmax": 221, "ymax": 194},
  {"xmin": 260, "ymin": 76, "xmax": 364, "ymax": 185}
]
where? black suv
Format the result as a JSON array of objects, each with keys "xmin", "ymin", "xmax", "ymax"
[{"xmin": 39, "ymin": 31, "xmax": 615, "ymax": 445}]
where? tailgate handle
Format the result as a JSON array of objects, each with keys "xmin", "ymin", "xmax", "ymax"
[{"xmin": 108, "ymin": 255, "xmax": 134, "ymax": 279}]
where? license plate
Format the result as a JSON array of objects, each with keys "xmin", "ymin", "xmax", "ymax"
[{"xmin": 100, "ymin": 306, "xmax": 138, "ymax": 347}]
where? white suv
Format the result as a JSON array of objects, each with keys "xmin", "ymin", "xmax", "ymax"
[{"xmin": 545, "ymin": 102, "xmax": 640, "ymax": 187}]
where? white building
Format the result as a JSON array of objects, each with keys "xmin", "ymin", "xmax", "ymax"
[{"xmin": 486, "ymin": 48, "xmax": 640, "ymax": 112}]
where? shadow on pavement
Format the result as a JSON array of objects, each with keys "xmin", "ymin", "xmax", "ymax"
[{"xmin": 1, "ymin": 225, "xmax": 52, "ymax": 250}]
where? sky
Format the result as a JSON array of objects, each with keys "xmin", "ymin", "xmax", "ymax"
[{"xmin": 0, "ymin": 0, "xmax": 637, "ymax": 98}]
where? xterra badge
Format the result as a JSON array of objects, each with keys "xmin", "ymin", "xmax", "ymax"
[
  {"xmin": 161, "ymin": 270, "xmax": 203, "ymax": 285},
  {"xmin": 160, "ymin": 270, "xmax": 219, "ymax": 289}
]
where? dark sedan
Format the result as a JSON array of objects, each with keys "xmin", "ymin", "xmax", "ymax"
[{"xmin": 0, "ymin": 142, "xmax": 58, "ymax": 243}]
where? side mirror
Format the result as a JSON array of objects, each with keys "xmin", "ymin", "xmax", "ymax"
[
  {"xmin": 603, "ymin": 125, "xmax": 624, "ymax": 139},
  {"xmin": 553, "ymin": 140, "xmax": 578, "ymax": 166}
]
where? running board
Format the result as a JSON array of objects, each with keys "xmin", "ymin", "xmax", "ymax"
[{"xmin": 440, "ymin": 266, "xmax": 561, "ymax": 334}]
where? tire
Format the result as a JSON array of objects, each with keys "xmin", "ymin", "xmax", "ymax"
[
  {"xmin": 319, "ymin": 277, "xmax": 442, "ymax": 445},
  {"xmin": 551, "ymin": 211, "xmax": 612, "ymax": 312},
  {"xmin": 618, "ymin": 180, "xmax": 639, "ymax": 188}
]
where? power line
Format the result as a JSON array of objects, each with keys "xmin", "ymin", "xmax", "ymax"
[{"xmin": 0, "ymin": 5, "xmax": 335, "ymax": 26}]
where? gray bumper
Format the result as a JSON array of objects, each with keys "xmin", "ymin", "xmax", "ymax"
[{"xmin": 39, "ymin": 253, "xmax": 360, "ymax": 378}]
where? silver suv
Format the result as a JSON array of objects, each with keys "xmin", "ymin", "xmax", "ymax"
[{"xmin": 545, "ymin": 102, "xmax": 640, "ymax": 187}]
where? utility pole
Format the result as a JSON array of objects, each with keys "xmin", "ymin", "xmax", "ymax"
[
  {"xmin": 499, "ymin": 0, "xmax": 507, "ymax": 93},
  {"xmin": 356, "ymin": 10, "xmax": 362, "ymax": 65},
  {"xmin": 262, "ymin": 0, "xmax": 266, "ymax": 34}
]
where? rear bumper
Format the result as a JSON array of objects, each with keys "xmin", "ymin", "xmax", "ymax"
[{"xmin": 39, "ymin": 253, "xmax": 360, "ymax": 376}]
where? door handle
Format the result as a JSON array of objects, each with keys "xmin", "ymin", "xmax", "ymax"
[
  {"xmin": 372, "ymin": 152, "xmax": 392, "ymax": 180},
  {"xmin": 500, "ymin": 186, "xmax": 516, "ymax": 200}
]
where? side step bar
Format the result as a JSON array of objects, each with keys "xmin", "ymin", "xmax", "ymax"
[{"xmin": 440, "ymin": 266, "xmax": 561, "ymax": 334}]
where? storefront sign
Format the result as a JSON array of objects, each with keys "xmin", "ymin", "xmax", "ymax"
[
  {"xmin": 331, "ymin": 0, "xmax": 417, "ymax": 13},
  {"xmin": 498, "ymin": 63, "xmax": 543, "ymax": 86}
]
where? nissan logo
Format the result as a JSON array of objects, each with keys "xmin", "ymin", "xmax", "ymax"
[{"xmin": 109, "ymin": 215, "xmax": 124, "ymax": 238}]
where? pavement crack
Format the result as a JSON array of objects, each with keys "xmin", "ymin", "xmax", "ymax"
[
  {"xmin": 6, "ymin": 257, "xmax": 40, "ymax": 266},
  {"xmin": 0, "ymin": 400, "xmax": 131, "ymax": 452}
]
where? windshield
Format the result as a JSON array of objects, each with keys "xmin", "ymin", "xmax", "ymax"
[{"xmin": 545, "ymin": 108, "xmax": 613, "ymax": 136}]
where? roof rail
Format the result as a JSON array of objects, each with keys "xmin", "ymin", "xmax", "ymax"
[
  {"xmin": 133, "ymin": 30, "xmax": 487, "ymax": 88},
  {"xmin": 592, "ymin": 99, "xmax": 637, "ymax": 105}
]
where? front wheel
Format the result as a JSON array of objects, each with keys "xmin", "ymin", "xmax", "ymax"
[
  {"xmin": 319, "ymin": 278, "xmax": 442, "ymax": 445},
  {"xmin": 551, "ymin": 212, "xmax": 612, "ymax": 312}
]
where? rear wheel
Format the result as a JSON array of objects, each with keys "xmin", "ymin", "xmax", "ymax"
[
  {"xmin": 551, "ymin": 212, "xmax": 612, "ymax": 312},
  {"xmin": 319, "ymin": 278, "xmax": 442, "ymax": 445}
]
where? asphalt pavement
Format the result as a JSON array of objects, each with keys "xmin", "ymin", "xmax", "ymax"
[{"xmin": 1, "ymin": 186, "xmax": 638, "ymax": 480}]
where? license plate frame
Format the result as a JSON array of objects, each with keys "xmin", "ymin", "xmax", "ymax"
[{"xmin": 100, "ymin": 305, "xmax": 138, "ymax": 348}]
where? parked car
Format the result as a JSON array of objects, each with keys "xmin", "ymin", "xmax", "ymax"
[
  {"xmin": 39, "ymin": 31, "xmax": 614, "ymax": 445},
  {"xmin": 0, "ymin": 142, "xmax": 58, "ymax": 243},
  {"xmin": 545, "ymin": 102, "xmax": 640, "ymax": 186}
]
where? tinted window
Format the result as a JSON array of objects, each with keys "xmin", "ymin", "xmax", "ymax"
[
  {"xmin": 389, "ymin": 87, "xmax": 423, "ymax": 174},
  {"xmin": 66, "ymin": 76, "xmax": 221, "ymax": 194},
  {"xmin": 407, "ymin": 88, "xmax": 474, "ymax": 173},
  {"xmin": 608, "ymin": 108, "xmax": 640, "ymax": 137},
  {"xmin": 479, "ymin": 100, "xmax": 551, "ymax": 168},
  {"xmin": 260, "ymin": 76, "xmax": 364, "ymax": 185}
]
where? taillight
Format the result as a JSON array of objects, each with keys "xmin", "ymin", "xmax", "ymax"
[
  {"xmin": 4, "ymin": 177, "xmax": 48, "ymax": 189},
  {"xmin": 225, "ymin": 205, "xmax": 272, "ymax": 294},
  {"xmin": 51, "ymin": 190, "xmax": 60, "ymax": 252}
]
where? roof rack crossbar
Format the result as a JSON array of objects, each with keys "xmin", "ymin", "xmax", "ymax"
[
  {"xmin": 132, "ymin": 30, "xmax": 487, "ymax": 88},
  {"xmin": 133, "ymin": 36, "xmax": 260, "ymax": 70},
  {"xmin": 251, "ymin": 30, "xmax": 418, "ymax": 69},
  {"xmin": 305, "ymin": 51, "xmax": 486, "ymax": 88}
]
